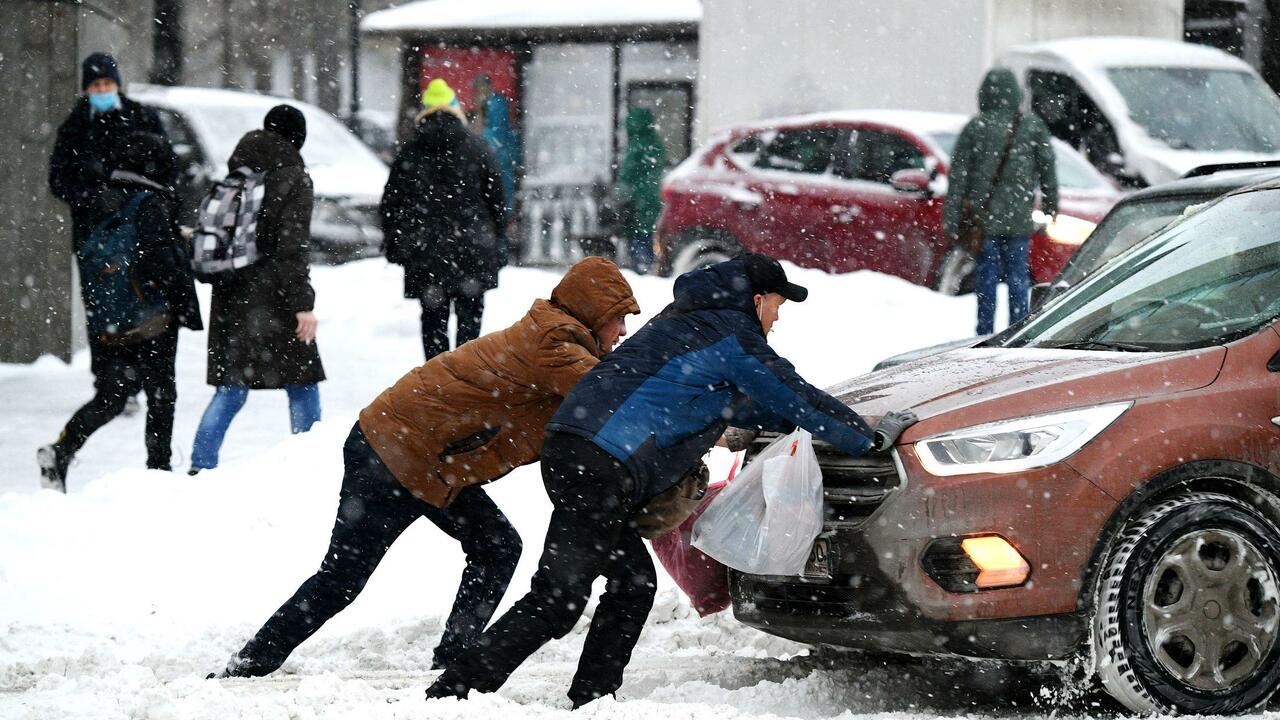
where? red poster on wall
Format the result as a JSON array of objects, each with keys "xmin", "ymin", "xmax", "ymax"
[{"xmin": 419, "ymin": 47, "xmax": 518, "ymax": 123}]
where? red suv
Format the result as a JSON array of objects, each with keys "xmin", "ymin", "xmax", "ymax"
[
  {"xmin": 733, "ymin": 179, "xmax": 1280, "ymax": 714},
  {"xmin": 656, "ymin": 110, "xmax": 1120, "ymax": 292}
]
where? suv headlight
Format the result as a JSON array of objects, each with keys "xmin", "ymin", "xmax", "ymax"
[{"xmin": 915, "ymin": 402, "xmax": 1130, "ymax": 477}]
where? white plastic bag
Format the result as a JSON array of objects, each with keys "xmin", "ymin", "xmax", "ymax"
[{"xmin": 690, "ymin": 429, "xmax": 824, "ymax": 575}]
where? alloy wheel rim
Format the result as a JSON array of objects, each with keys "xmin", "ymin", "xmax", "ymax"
[{"xmin": 1141, "ymin": 528, "xmax": 1280, "ymax": 692}]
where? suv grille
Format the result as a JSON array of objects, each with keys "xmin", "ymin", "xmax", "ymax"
[{"xmin": 746, "ymin": 435, "xmax": 900, "ymax": 529}]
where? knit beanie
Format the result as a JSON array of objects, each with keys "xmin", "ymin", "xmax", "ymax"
[
  {"xmin": 82, "ymin": 52, "xmax": 122, "ymax": 90},
  {"xmin": 264, "ymin": 104, "xmax": 307, "ymax": 150},
  {"xmin": 418, "ymin": 78, "xmax": 466, "ymax": 123}
]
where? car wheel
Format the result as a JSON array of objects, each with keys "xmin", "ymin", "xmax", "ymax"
[
  {"xmin": 671, "ymin": 238, "xmax": 739, "ymax": 277},
  {"xmin": 935, "ymin": 247, "xmax": 975, "ymax": 295},
  {"xmin": 1093, "ymin": 492, "xmax": 1280, "ymax": 714}
]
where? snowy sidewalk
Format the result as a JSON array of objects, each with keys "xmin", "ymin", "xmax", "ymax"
[{"xmin": 1, "ymin": 260, "xmax": 1005, "ymax": 719}]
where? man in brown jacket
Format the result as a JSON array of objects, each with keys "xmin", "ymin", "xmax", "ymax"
[{"xmin": 214, "ymin": 257, "xmax": 639, "ymax": 678}]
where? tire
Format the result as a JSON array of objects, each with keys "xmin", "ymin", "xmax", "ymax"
[
  {"xmin": 1093, "ymin": 492, "xmax": 1280, "ymax": 714},
  {"xmin": 935, "ymin": 247, "xmax": 975, "ymax": 296},
  {"xmin": 670, "ymin": 238, "xmax": 739, "ymax": 278}
]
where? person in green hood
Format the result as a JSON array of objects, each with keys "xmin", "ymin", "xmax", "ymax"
[
  {"xmin": 943, "ymin": 68, "xmax": 1058, "ymax": 335},
  {"xmin": 618, "ymin": 108, "xmax": 668, "ymax": 274}
]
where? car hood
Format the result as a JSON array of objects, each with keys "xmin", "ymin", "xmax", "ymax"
[
  {"xmin": 829, "ymin": 346, "xmax": 1226, "ymax": 441},
  {"xmin": 1136, "ymin": 146, "xmax": 1280, "ymax": 185},
  {"xmin": 307, "ymin": 162, "xmax": 388, "ymax": 205}
]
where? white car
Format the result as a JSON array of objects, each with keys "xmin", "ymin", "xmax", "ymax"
[
  {"xmin": 1000, "ymin": 36, "xmax": 1280, "ymax": 186},
  {"xmin": 130, "ymin": 84, "xmax": 389, "ymax": 255}
]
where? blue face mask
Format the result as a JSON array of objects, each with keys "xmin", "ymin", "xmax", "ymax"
[{"xmin": 88, "ymin": 91, "xmax": 120, "ymax": 114}]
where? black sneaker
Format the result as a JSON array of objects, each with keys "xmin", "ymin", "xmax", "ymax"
[
  {"xmin": 425, "ymin": 674, "xmax": 469, "ymax": 701},
  {"xmin": 37, "ymin": 445, "xmax": 70, "ymax": 493}
]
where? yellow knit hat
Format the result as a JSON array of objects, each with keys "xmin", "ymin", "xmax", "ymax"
[{"xmin": 421, "ymin": 78, "xmax": 457, "ymax": 109}]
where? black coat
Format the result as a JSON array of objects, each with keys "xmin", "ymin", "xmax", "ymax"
[
  {"xmin": 206, "ymin": 130, "xmax": 324, "ymax": 389},
  {"xmin": 380, "ymin": 112, "xmax": 507, "ymax": 300},
  {"xmin": 48, "ymin": 95, "xmax": 171, "ymax": 247},
  {"xmin": 88, "ymin": 173, "xmax": 203, "ymax": 333}
]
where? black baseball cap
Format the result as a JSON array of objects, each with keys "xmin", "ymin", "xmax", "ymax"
[{"xmin": 742, "ymin": 253, "xmax": 808, "ymax": 302}]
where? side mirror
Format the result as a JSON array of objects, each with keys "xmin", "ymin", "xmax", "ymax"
[{"xmin": 890, "ymin": 168, "xmax": 932, "ymax": 195}]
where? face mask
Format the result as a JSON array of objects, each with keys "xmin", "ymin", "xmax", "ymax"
[{"xmin": 88, "ymin": 91, "xmax": 120, "ymax": 114}]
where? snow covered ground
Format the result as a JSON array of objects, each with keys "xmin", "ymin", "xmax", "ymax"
[{"xmin": 0, "ymin": 258, "xmax": 1046, "ymax": 719}]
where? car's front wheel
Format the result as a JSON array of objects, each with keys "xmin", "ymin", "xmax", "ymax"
[
  {"xmin": 1093, "ymin": 492, "xmax": 1280, "ymax": 714},
  {"xmin": 670, "ymin": 236, "xmax": 739, "ymax": 277},
  {"xmin": 934, "ymin": 247, "xmax": 975, "ymax": 295}
]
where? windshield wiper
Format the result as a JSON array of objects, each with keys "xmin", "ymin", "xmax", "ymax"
[{"xmin": 1037, "ymin": 340, "xmax": 1154, "ymax": 352}]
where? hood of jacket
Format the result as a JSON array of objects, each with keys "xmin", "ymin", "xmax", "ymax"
[
  {"xmin": 669, "ymin": 258, "xmax": 759, "ymax": 328},
  {"xmin": 228, "ymin": 128, "xmax": 304, "ymax": 173},
  {"xmin": 978, "ymin": 68, "xmax": 1023, "ymax": 115},
  {"xmin": 410, "ymin": 110, "xmax": 469, "ymax": 152},
  {"xmin": 549, "ymin": 257, "xmax": 640, "ymax": 334}
]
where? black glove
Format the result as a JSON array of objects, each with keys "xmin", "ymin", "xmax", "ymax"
[{"xmin": 872, "ymin": 410, "xmax": 919, "ymax": 452}]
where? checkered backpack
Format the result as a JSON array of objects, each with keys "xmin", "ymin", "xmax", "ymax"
[{"xmin": 191, "ymin": 166, "xmax": 268, "ymax": 282}]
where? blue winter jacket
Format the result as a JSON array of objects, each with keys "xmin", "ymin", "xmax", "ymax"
[{"xmin": 547, "ymin": 258, "xmax": 874, "ymax": 509}]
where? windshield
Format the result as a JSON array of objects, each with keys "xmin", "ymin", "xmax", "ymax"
[
  {"xmin": 178, "ymin": 103, "xmax": 385, "ymax": 171},
  {"xmin": 1107, "ymin": 68, "xmax": 1280, "ymax": 153},
  {"xmin": 1055, "ymin": 197, "xmax": 1197, "ymax": 286},
  {"xmin": 931, "ymin": 133, "xmax": 1111, "ymax": 191},
  {"xmin": 1002, "ymin": 189, "xmax": 1280, "ymax": 351}
]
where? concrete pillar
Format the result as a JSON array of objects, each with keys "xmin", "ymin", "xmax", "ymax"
[{"xmin": 0, "ymin": 1, "xmax": 80, "ymax": 363}]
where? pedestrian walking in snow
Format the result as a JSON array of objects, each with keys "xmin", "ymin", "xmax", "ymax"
[
  {"xmin": 943, "ymin": 68, "xmax": 1059, "ymax": 335},
  {"xmin": 618, "ymin": 108, "xmax": 667, "ymax": 274},
  {"xmin": 188, "ymin": 106, "xmax": 324, "ymax": 473},
  {"xmin": 426, "ymin": 254, "xmax": 917, "ymax": 708},
  {"xmin": 472, "ymin": 75, "xmax": 521, "ymax": 217},
  {"xmin": 213, "ymin": 257, "xmax": 639, "ymax": 678},
  {"xmin": 48, "ymin": 52, "xmax": 174, "ymax": 419},
  {"xmin": 381, "ymin": 78, "xmax": 508, "ymax": 361},
  {"xmin": 38, "ymin": 132, "xmax": 202, "ymax": 491}
]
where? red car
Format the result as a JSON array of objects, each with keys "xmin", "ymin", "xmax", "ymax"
[{"xmin": 656, "ymin": 110, "xmax": 1120, "ymax": 292}]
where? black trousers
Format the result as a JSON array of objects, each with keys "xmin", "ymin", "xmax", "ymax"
[
  {"xmin": 439, "ymin": 432, "xmax": 657, "ymax": 707},
  {"xmin": 230, "ymin": 423, "xmax": 522, "ymax": 675},
  {"xmin": 420, "ymin": 292, "xmax": 484, "ymax": 361},
  {"xmin": 58, "ymin": 326, "xmax": 178, "ymax": 469}
]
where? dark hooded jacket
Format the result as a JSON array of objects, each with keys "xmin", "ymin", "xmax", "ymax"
[
  {"xmin": 547, "ymin": 257, "xmax": 874, "ymax": 509},
  {"xmin": 49, "ymin": 94, "xmax": 171, "ymax": 247},
  {"xmin": 943, "ymin": 68, "xmax": 1059, "ymax": 238},
  {"xmin": 206, "ymin": 129, "xmax": 324, "ymax": 388},
  {"xmin": 380, "ymin": 111, "xmax": 507, "ymax": 299}
]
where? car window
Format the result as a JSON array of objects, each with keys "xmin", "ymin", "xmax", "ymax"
[
  {"xmin": 153, "ymin": 107, "xmax": 204, "ymax": 164},
  {"xmin": 841, "ymin": 129, "xmax": 925, "ymax": 184},
  {"xmin": 1107, "ymin": 68, "xmax": 1280, "ymax": 153},
  {"xmin": 754, "ymin": 128, "xmax": 839, "ymax": 174},
  {"xmin": 727, "ymin": 132, "xmax": 771, "ymax": 168},
  {"xmin": 1056, "ymin": 197, "xmax": 1199, "ymax": 286},
  {"xmin": 1004, "ymin": 189, "xmax": 1280, "ymax": 351}
]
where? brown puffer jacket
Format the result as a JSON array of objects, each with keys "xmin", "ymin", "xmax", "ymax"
[{"xmin": 359, "ymin": 257, "xmax": 640, "ymax": 507}]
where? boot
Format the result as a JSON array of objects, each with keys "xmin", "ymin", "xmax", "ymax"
[{"xmin": 37, "ymin": 444, "xmax": 71, "ymax": 493}]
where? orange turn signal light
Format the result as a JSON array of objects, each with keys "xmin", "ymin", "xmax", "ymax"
[{"xmin": 960, "ymin": 536, "xmax": 1031, "ymax": 589}]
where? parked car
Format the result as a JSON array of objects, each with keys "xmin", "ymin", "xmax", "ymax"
[
  {"xmin": 345, "ymin": 109, "xmax": 398, "ymax": 164},
  {"xmin": 874, "ymin": 160, "xmax": 1280, "ymax": 370},
  {"xmin": 733, "ymin": 177, "xmax": 1280, "ymax": 714},
  {"xmin": 655, "ymin": 110, "xmax": 1120, "ymax": 292},
  {"xmin": 130, "ymin": 84, "xmax": 388, "ymax": 256},
  {"xmin": 999, "ymin": 36, "xmax": 1280, "ymax": 187}
]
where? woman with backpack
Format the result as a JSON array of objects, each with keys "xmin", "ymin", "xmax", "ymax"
[
  {"xmin": 38, "ymin": 131, "xmax": 202, "ymax": 492},
  {"xmin": 188, "ymin": 105, "xmax": 325, "ymax": 474}
]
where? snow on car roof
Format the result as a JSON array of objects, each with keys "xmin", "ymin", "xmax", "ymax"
[
  {"xmin": 362, "ymin": 0, "xmax": 701, "ymax": 34},
  {"xmin": 1003, "ymin": 36, "xmax": 1251, "ymax": 71},
  {"xmin": 723, "ymin": 109, "xmax": 967, "ymax": 137},
  {"xmin": 128, "ymin": 83, "xmax": 307, "ymax": 110}
]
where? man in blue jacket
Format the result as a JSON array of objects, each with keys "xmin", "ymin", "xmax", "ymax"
[{"xmin": 427, "ymin": 254, "xmax": 917, "ymax": 707}]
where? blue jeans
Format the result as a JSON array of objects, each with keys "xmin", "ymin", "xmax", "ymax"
[
  {"xmin": 190, "ymin": 384, "xmax": 321, "ymax": 470},
  {"xmin": 975, "ymin": 235, "xmax": 1031, "ymax": 335}
]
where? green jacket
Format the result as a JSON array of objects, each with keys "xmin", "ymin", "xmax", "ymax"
[
  {"xmin": 943, "ymin": 68, "xmax": 1059, "ymax": 238},
  {"xmin": 619, "ymin": 108, "xmax": 668, "ymax": 239}
]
